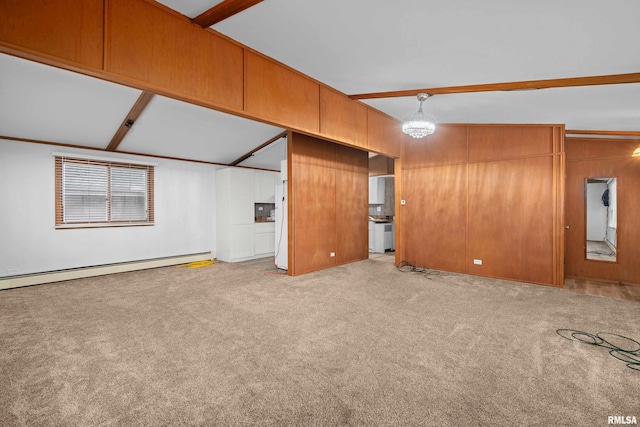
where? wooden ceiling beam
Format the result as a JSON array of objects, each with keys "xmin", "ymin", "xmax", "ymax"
[
  {"xmin": 1, "ymin": 135, "xmax": 280, "ymax": 171},
  {"xmin": 348, "ymin": 72, "xmax": 640, "ymax": 100},
  {"xmin": 565, "ymin": 129, "xmax": 640, "ymax": 137},
  {"xmin": 192, "ymin": 0, "xmax": 263, "ymax": 28},
  {"xmin": 229, "ymin": 131, "xmax": 287, "ymax": 166},
  {"xmin": 106, "ymin": 91, "xmax": 154, "ymax": 152}
]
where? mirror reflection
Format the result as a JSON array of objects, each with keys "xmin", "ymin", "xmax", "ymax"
[{"xmin": 585, "ymin": 177, "xmax": 617, "ymax": 262}]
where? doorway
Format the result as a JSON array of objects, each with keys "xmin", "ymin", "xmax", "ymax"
[
  {"xmin": 585, "ymin": 177, "xmax": 617, "ymax": 263},
  {"xmin": 368, "ymin": 154, "xmax": 395, "ymax": 260}
]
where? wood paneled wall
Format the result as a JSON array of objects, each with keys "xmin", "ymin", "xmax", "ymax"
[
  {"xmin": 369, "ymin": 155, "xmax": 394, "ymax": 176},
  {"xmin": 288, "ymin": 132, "xmax": 368, "ymax": 275},
  {"xmin": 565, "ymin": 137, "xmax": 640, "ymax": 285},
  {"xmin": 320, "ymin": 87, "xmax": 368, "ymax": 149},
  {"xmin": 0, "ymin": 0, "xmax": 104, "ymax": 69},
  {"xmin": 399, "ymin": 124, "xmax": 565, "ymax": 287},
  {"xmin": 0, "ymin": 0, "xmax": 403, "ymax": 159},
  {"xmin": 245, "ymin": 51, "xmax": 320, "ymax": 133},
  {"xmin": 106, "ymin": 0, "xmax": 244, "ymax": 110}
]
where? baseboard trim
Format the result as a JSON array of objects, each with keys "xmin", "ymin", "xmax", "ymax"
[
  {"xmin": 564, "ymin": 274, "xmax": 640, "ymax": 288},
  {"xmin": 0, "ymin": 252, "xmax": 213, "ymax": 290}
]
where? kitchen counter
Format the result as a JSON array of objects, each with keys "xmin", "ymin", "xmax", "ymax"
[
  {"xmin": 369, "ymin": 216, "xmax": 393, "ymax": 223},
  {"xmin": 255, "ymin": 218, "xmax": 275, "ymax": 223}
]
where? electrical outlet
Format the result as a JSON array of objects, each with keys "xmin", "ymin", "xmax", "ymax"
[
  {"xmin": 400, "ymin": 199, "xmax": 406, "ymax": 206},
  {"xmin": 330, "ymin": 252, "xmax": 335, "ymax": 257},
  {"xmin": 8, "ymin": 268, "xmax": 19, "ymax": 275},
  {"xmin": 473, "ymin": 259, "xmax": 482, "ymax": 265}
]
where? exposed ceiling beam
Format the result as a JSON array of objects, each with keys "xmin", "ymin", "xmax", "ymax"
[
  {"xmin": 349, "ymin": 72, "xmax": 640, "ymax": 100},
  {"xmin": 192, "ymin": 0, "xmax": 264, "ymax": 28},
  {"xmin": 565, "ymin": 129, "xmax": 640, "ymax": 137},
  {"xmin": 229, "ymin": 131, "xmax": 287, "ymax": 166},
  {"xmin": 106, "ymin": 91, "xmax": 155, "ymax": 152},
  {"xmin": 1, "ymin": 135, "xmax": 280, "ymax": 171}
]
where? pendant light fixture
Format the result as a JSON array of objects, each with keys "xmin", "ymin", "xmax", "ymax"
[{"xmin": 402, "ymin": 93, "xmax": 435, "ymax": 138}]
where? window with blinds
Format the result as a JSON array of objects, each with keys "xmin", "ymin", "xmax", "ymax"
[{"xmin": 55, "ymin": 157, "xmax": 154, "ymax": 227}]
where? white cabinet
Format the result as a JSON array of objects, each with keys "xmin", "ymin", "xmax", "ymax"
[
  {"xmin": 369, "ymin": 177, "xmax": 385, "ymax": 204},
  {"xmin": 216, "ymin": 167, "xmax": 278, "ymax": 262},
  {"xmin": 254, "ymin": 222, "xmax": 275, "ymax": 257},
  {"xmin": 230, "ymin": 169, "xmax": 255, "ymax": 225},
  {"xmin": 216, "ymin": 168, "xmax": 255, "ymax": 262},
  {"xmin": 230, "ymin": 224, "xmax": 255, "ymax": 260},
  {"xmin": 255, "ymin": 171, "xmax": 276, "ymax": 203}
]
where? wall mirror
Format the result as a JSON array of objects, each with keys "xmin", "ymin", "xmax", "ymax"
[{"xmin": 585, "ymin": 177, "xmax": 617, "ymax": 262}]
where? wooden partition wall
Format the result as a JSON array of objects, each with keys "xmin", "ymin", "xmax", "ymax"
[
  {"xmin": 288, "ymin": 132, "xmax": 369, "ymax": 275},
  {"xmin": 0, "ymin": 0, "xmax": 403, "ymax": 159},
  {"xmin": 399, "ymin": 124, "xmax": 565, "ymax": 287},
  {"xmin": 565, "ymin": 138, "xmax": 640, "ymax": 285}
]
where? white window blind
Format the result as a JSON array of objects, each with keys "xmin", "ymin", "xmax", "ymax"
[
  {"xmin": 110, "ymin": 166, "xmax": 148, "ymax": 221},
  {"xmin": 55, "ymin": 157, "xmax": 154, "ymax": 227},
  {"xmin": 62, "ymin": 162, "xmax": 108, "ymax": 223}
]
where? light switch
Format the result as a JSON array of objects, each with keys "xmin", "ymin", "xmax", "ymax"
[
  {"xmin": 376, "ymin": 206, "xmax": 382, "ymax": 212},
  {"xmin": 330, "ymin": 252, "xmax": 335, "ymax": 257}
]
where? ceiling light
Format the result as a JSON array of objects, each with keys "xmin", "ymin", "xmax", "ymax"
[
  {"xmin": 633, "ymin": 145, "xmax": 640, "ymax": 157},
  {"xmin": 402, "ymin": 93, "xmax": 435, "ymax": 138}
]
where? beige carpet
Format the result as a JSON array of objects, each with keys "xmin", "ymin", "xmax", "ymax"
[{"xmin": 1, "ymin": 259, "xmax": 638, "ymax": 426}]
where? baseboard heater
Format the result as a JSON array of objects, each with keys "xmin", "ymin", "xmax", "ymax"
[{"xmin": 0, "ymin": 252, "xmax": 213, "ymax": 291}]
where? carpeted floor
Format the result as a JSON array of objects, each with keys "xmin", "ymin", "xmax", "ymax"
[{"xmin": 1, "ymin": 258, "xmax": 638, "ymax": 426}]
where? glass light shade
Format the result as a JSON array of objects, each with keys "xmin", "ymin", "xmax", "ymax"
[
  {"xmin": 402, "ymin": 93, "xmax": 435, "ymax": 138},
  {"xmin": 402, "ymin": 117, "xmax": 435, "ymax": 138}
]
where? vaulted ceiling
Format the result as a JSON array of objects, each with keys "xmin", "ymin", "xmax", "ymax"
[{"xmin": 1, "ymin": 0, "xmax": 639, "ymax": 169}]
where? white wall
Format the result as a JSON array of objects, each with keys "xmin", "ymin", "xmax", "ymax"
[
  {"xmin": 606, "ymin": 178, "xmax": 617, "ymax": 248},
  {"xmin": 0, "ymin": 139, "xmax": 216, "ymax": 277},
  {"xmin": 586, "ymin": 182, "xmax": 607, "ymax": 241}
]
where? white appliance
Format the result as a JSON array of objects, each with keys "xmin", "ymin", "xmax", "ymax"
[
  {"xmin": 369, "ymin": 221, "xmax": 395, "ymax": 253},
  {"xmin": 275, "ymin": 160, "xmax": 288, "ymax": 270}
]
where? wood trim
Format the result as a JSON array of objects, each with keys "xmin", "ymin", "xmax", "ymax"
[
  {"xmin": 393, "ymin": 156, "xmax": 403, "ymax": 266},
  {"xmin": 55, "ymin": 157, "xmax": 63, "ymax": 225},
  {"xmin": 106, "ymin": 91, "xmax": 154, "ymax": 151},
  {"xmin": 565, "ymin": 129, "xmax": 640, "ymax": 137},
  {"xmin": 553, "ymin": 126, "xmax": 565, "ymax": 287},
  {"xmin": 192, "ymin": 0, "xmax": 263, "ymax": 27},
  {"xmin": 464, "ymin": 128, "xmax": 470, "ymax": 275},
  {"xmin": 349, "ymin": 72, "xmax": 640, "ymax": 100},
  {"xmin": 286, "ymin": 130, "xmax": 294, "ymax": 276},
  {"xmin": 0, "ymin": 135, "xmax": 276, "ymax": 171},
  {"xmin": 229, "ymin": 131, "xmax": 287, "ymax": 166}
]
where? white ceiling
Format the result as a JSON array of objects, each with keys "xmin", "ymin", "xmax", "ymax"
[
  {"xmin": 116, "ymin": 94, "xmax": 283, "ymax": 164},
  {"xmin": 0, "ymin": 54, "xmax": 141, "ymax": 148},
  {"xmin": 1, "ymin": 1, "xmax": 639, "ymax": 169},
  {"xmin": 0, "ymin": 54, "xmax": 285, "ymax": 168},
  {"xmin": 182, "ymin": 0, "xmax": 639, "ymax": 131}
]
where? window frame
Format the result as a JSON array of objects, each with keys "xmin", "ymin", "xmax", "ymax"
[{"xmin": 55, "ymin": 155, "xmax": 155, "ymax": 229}]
